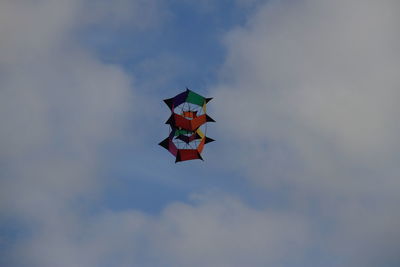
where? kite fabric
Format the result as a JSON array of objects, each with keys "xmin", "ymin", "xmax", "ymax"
[{"xmin": 159, "ymin": 88, "xmax": 215, "ymax": 163}]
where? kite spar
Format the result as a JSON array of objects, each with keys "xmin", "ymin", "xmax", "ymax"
[{"xmin": 159, "ymin": 88, "xmax": 215, "ymax": 163}]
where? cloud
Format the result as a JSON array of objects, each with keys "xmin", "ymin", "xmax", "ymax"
[
  {"xmin": 213, "ymin": 0, "xmax": 400, "ymax": 195},
  {"xmin": 0, "ymin": 0, "xmax": 134, "ymax": 264},
  {"xmin": 152, "ymin": 195, "xmax": 310, "ymax": 267},
  {"xmin": 10, "ymin": 194, "xmax": 310, "ymax": 267},
  {"xmin": 0, "ymin": 0, "xmax": 133, "ymax": 207},
  {"xmin": 212, "ymin": 0, "xmax": 400, "ymax": 265}
]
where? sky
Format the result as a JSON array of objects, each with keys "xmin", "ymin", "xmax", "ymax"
[{"xmin": 1, "ymin": 0, "xmax": 400, "ymax": 266}]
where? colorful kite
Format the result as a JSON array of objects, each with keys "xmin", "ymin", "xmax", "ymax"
[{"xmin": 159, "ymin": 88, "xmax": 215, "ymax": 163}]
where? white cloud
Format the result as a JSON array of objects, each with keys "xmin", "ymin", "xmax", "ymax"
[
  {"xmin": 0, "ymin": 0, "xmax": 133, "ymax": 213},
  {"xmin": 0, "ymin": 0, "xmax": 134, "ymax": 264},
  {"xmin": 11, "ymin": 195, "xmax": 310, "ymax": 267},
  {"xmin": 153, "ymin": 195, "xmax": 309, "ymax": 267},
  {"xmin": 213, "ymin": 0, "xmax": 400, "ymax": 193},
  {"xmin": 212, "ymin": 0, "xmax": 400, "ymax": 265}
]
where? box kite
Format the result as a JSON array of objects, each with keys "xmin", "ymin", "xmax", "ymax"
[{"xmin": 159, "ymin": 88, "xmax": 215, "ymax": 163}]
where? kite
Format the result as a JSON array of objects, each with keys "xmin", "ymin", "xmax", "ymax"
[{"xmin": 159, "ymin": 88, "xmax": 215, "ymax": 163}]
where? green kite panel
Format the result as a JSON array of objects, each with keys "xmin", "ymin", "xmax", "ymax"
[{"xmin": 186, "ymin": 91, "xmax": 206, "ymax": 106}]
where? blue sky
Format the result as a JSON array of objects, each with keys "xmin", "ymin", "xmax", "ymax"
[
  {"xmin": 1, "ymin": 0, "xmax": 400, "ymax": 266},
  {"xmin": 82, "ymin": 1, "xmax": 248, "ymax": 88}
]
